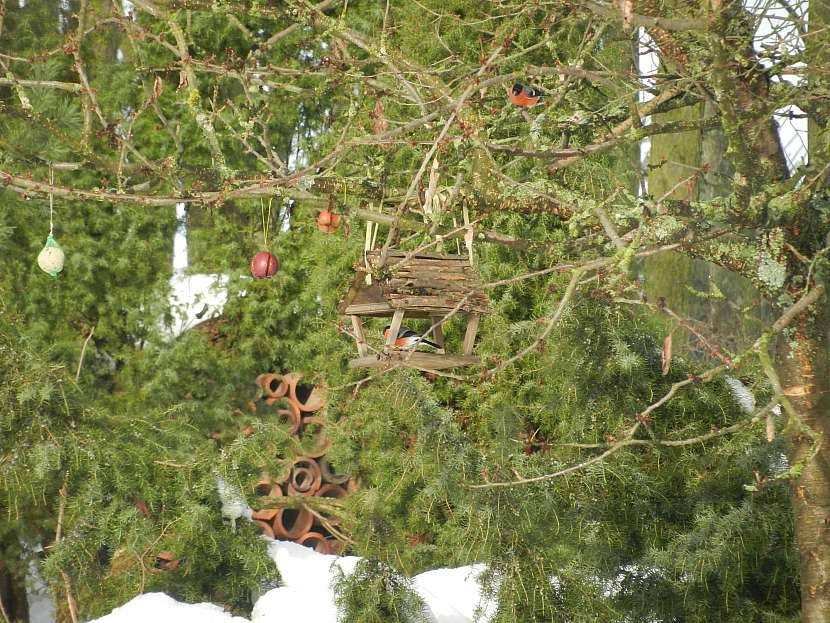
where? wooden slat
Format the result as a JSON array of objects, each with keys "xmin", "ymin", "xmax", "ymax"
[
  {"xmin": 348, "ymin": 352, "xmax": 479, "ymax": 370},
  {"xmin": 351, "ymin": 315, "xmax": 369, "ymax": 356},
  {"xmin": 379, "ymin": 251, "xmax": 470, "ymax": 260},
  {"xmin": 388, "ymin": 295, "xmax": 490, "ymax": 313},
  {"xmin": 344, "ymin": 302, "xmax": 394, "ymax": 315},
  {"xmin": 348, "ymin": 251, "xmax": 491, "ymax": 318},
  {"xmin": 463, "ymin": 314, "xmax": 480, "ymax": 356}
]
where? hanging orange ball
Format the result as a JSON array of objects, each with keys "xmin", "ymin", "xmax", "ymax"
[
  {"xmin": 251, "ymin": 251, "xmax": 279, "ymax": 279},
  {"xmin": 316, "ymin": 209, "xmax": 341, "ymax": 234}
]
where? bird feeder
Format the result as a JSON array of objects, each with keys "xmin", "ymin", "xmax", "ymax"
[{"xmin": 339, "ymin": 250, "xmax": 490, "ymax": 370}]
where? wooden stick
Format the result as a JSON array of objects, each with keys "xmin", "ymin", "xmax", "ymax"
[
  {"xmin": 350, "ymin": 316, "xmax": 369, "ymax": 356},
  {"xmin": 385, "ymin": 309, "xmax": 405, "ymax": 350},
  {"xmin": 431, "ymin": 316, "xmax": 445, "ymax": 354},
  {"xmin": 75, "ymin": 325, "xmax": 95, "ymax": 382},
  {"xmin": 462, "ymin": 314, "xmax": 480, "ymax": 356}
]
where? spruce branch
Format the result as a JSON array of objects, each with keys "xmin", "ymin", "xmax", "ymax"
[
  {"xmin": 563, "ymin": 400, "xmax": 779, "ymax": 449},
  {"xmin": 470, "ymin": 284, "xmax": 826, "ymax": 488},
  {"xmin": 485, "ymin": 268, "xmax": 585, "ymax": 377},
  {"xmin": 56, "ymin": 482, "xmax": 79, "ymax": 623}
]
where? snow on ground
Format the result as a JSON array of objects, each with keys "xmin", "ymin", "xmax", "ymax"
[
  {"xmin": 412, "ymin": 563, "xmax": 495, "ymax": 623},
  {"xmin": 91, "ymin": 593, "xmax": 248, "ymax": 623},
  {"xmin": 90, "ymin": 540, "xmax": 494, "ymax": 623}
]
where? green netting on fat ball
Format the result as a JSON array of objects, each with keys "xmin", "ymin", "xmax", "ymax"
[{"xmin": 37, "ymin": 234, "xmax": 64, "ymax": 277}]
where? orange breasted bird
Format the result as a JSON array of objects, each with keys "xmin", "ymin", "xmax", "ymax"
[
  {"xmin": 383, "ymin": 326, "xmax": 440, "ymax": 349},
  {"xmin": 509, "ymin": 83, "xmax": 543, "ymax": 108}
]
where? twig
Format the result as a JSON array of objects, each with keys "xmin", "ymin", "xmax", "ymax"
[
  {"xmin": 583, "ymin": 0, "xmax": 708, "ymax": 30},
  {"xmin": 615, "ymin": 297, "xmax": 734, "ymax": 366},
  {"xmin": 470, "ymin": 423, "xmax": 641, "ymax": 489},
  {"xmin": 0, "ymin": 589, "xmax": 10, "ymax": 623},
  {"xmin": 486, "ymin": 268, "xmax": 584, "ymax": 377},
  {"xmin": 75, "ymin": 325, "xmax": 95, "ymax": 382},
  {"xmin": 563, "ymin": 400, "xmax": 778, "ymax": 449},
  {"xmin": 594, "ymin": 205, "xmax": 625, "ymax": 250}
]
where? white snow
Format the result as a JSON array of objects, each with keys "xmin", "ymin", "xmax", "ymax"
[
  {"xmin": 258, "ymin": 540, "xmax": 494, "ymax": 623},
  {"xmin": 164, "ymin": 272, "xmax": 229, "ymax": 338},
  {"xmin": 251, "ymin": 586, "xmax": 339, "ymax": 622},
  {"xmin": 216, "ymin": 476, "xmax": 254, "ymax": 527},
  {"xmin": 90, "ymin": 540, "xmax": 494, "ymax": 623},
  {"xmin": 724, "ymin": 377, "xmax": 757, "ymax": 415},
  {"xmin": 413, "ymin": 564, "xmax": 496, "ymax": 623},
  {"xmin": 91, "ymin": 593, "xmax": 247, "ymax": 623}
]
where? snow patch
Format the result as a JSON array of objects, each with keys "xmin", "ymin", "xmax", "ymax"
[
  {"xmin": 724, "ymin": 377, "xmax": 756, "ymax": 415},
  {"xmin": 216, "ymin": 476, "xmax": 253, "ymax": 527},
  {"xmin": 91, "ymin": 593, "xmax": 246, "ymax": 623},
  {"xmin": 413, "ymin": 564, "xmax": 495, "ymax": 623},
  {"xmin": 90, "ymin": 540, "xmax": 494, "ymax": 623}
]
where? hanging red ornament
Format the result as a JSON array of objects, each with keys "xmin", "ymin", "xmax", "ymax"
[
  {"xmin": 251, "ymin": 251, "xmax": 279, "ymax": 279},
  {"xmin": 251, "ymin": 198, "xmax": 279, "ymax": 278},
  {"xmin": 317, "ymin": 195, "xmax": 341, "ymax": 234}
]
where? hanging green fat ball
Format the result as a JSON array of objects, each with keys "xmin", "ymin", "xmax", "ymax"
[{"xmin": 37, "ymin": 234, "xmax": 65, "ymax": 277}]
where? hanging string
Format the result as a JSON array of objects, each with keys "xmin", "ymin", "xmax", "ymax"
[
  {"xmin": 49, "ymin": 164, "xmax": 55, "ymax": 235},
  {"xmin": 260, "ymin": 197, "xmax": 272, "ymax": 247}
]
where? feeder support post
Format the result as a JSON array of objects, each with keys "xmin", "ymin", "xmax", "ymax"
[
  {"xmin": 386, "ymin": 309, "xmax": 405, "ymax": 350},
  {"xmin": 462, "ymin": 314, "xmax": 480, "ymax": 356},
  {"xmin": 351, "ymin": 315, "xmax": 369, "ymax": 356}
]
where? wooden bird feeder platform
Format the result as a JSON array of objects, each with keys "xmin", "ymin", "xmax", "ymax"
[{"xmin": 339, "ymin": 250, "xmax": 491, "ymax": 370}]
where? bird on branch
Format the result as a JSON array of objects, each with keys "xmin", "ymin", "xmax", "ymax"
[{"xmin": 508, "ymin": 83, "xmax": 543, "ymax": 108}]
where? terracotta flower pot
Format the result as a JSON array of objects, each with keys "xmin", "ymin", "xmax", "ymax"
[
  {"xmin": 258, "ymin": 373, "xmax": 288, "ymax": 399},
  {"xmin": 319, "ymin": 457, "xmax": 350, "ymax": 485},
  {"xmin": 155, "ymin": 551, "xmax": 181, "ymax": 570},
  {"xmin": 253, "ymin": 519, "xmax": 276, "ymax": 539},
  {"xmin": 260, "ymin": 399, "xmax": 302, "ymax": 436},
  {"xmin": 273, "ymin": 507, "xmax": 314, "ymax": 540},
  {"xmin": 287, "ymin": 457, "xmax": 322, "ymax": 496},
  {"xmin": 296, "ymin": 416, "xmax": 331, "ymax": 458},
  {"xmin": 296, "ymin": 384, "xmax": 327, "ymax": 413},
  {"xmin": 296, "ymin": 530, "xmax": 332, "ymax": 553},
  {"xmin": 314, "ymin": 483, "xmax": 347, "ymax": 526},
  {"xmin": 271, "ymin": 458, "xmax": 293, "ymax": 484},
  {"xmin": 252, "ymin": 508, "xmax": 280, "ymax": 522},
  {"xmin": 255, "ymin": 476, "xmax": 273, "ymax": 496}
]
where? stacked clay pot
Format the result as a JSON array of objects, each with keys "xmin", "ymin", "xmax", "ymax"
[{"xmin": 247, "ymin": 372, "xmax": 354, "ymax": 554}]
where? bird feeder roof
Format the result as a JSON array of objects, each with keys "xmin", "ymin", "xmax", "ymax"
[{"xmin": 339, "ymin": 250, "xmax": 491, "ymax": 318}]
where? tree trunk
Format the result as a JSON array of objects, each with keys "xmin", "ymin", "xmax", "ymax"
[
  {"xmin": 0, "ymin": 560, "xmax": 29, "ymax": 623},
  {"xmin": 778, "ymin": 301, "xmax": 830, "ymax": 622},
  {"xmin": 787, "ymin": 3, "xmax": 830, "ymax": 618},
  {"xmin": 644, "ymin": 4, "xmax": 828, "ymax": 621}
]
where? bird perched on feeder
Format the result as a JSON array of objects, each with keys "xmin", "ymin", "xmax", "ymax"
[
  {"xmin": 383, "ymin": 326, "xmax": 440, "ymax": 349},
  {"xmin": 508, "ymin": 83, "xmax": 543, "ymax": 108}
]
